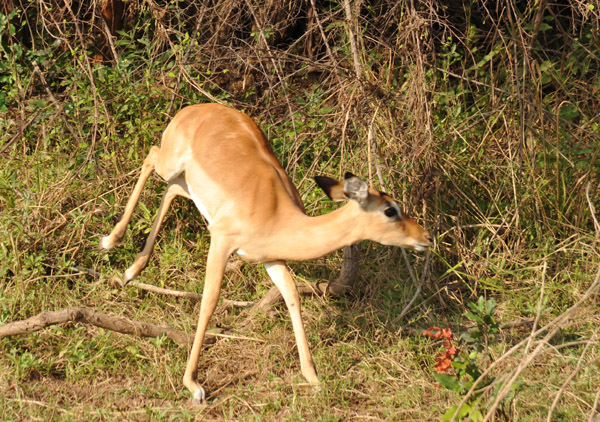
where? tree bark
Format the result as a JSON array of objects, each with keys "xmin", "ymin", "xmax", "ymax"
[{"xmin": 325, "ymin": 243, "xmax": 361, "ymax": 296}]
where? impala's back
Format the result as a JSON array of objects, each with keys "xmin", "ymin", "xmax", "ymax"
[{"xmin": 155, "ymin": 104, "xmax": 306, "ymax": 234}]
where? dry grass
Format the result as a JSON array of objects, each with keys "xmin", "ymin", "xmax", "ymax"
[{"xmin": 1, "ymin": 0, "xmax": 600, "ymax": 420}]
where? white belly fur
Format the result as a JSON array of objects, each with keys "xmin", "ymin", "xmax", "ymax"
[{"xmin": 186, "ymin": 181, "xmax": 213, "ymax": 225}]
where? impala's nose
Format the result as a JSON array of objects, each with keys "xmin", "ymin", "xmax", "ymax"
[
  {"xmin": 426, "ymin": 232, "xmax": 433, "ymax": 245},
  {"xmin": 414, "ymin": 232, "xmax": 433, "ymax": 251}
]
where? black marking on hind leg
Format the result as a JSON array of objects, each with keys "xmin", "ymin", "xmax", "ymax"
[
  {"xmin": 139, "ymin": 234, "xmax": 150, "ymax": 253},
  {"xmin": 115, "ymin": 212, "xmax": 124, "ymax": 224}
]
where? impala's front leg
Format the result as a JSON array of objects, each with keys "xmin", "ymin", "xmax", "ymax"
[
  {"xmin": 264, "ymin": 261, "xmax": 320, "ymax": 386},
  {"xmin": 183, "ymin": 238, "xmax": 231, "ymax": 404}
]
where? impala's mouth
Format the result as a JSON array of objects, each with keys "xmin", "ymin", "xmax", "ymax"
[{"xmin": 414, "ymin": 243, "xmax": 430, "ymax": 252}]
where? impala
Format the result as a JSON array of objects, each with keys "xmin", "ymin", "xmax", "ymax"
[{"xmin": 100, "ymin": 103, "xmax": 432, "ymax": 403}]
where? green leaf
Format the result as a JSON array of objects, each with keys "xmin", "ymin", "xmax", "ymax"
[
  {"xmin": 434, "ymin": 372, "xmax": 461, "ymax": 393},
  {"xmin": 465, "ymin": 312, "xmax": 484, "ymax": 324},
  {"xmin": 441, "ymin": 404, "xmax": 472, "ymax": 421},
  {"xmin": 471, "ymin": 408, "xmax": 484, "ymax": 422},
  {"xmin": 26, "ymin": 99, "xmax": 48, "ymax": 110},
  {"xmin": 560, "ymin": 105, "xmax": 579, "ymax": 120},
  {"xmin": 485, "ymin": 298, "xmax": 496, "ymax": 314},
  {"xmin": 467, "ymin": 302, "xmax": 479, "ymax": 312}
]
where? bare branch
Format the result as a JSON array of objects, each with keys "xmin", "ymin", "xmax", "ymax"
[
  {"xmin": 127, "ymin": 279, "xmax": 254, "ymax": 308},
  {"xmin": 0, "ymin": 307, "xmax": 189, "ymax": 344},
  {"xmin": 343, "ymin": 0, "xmax": 362, "ymax": 80}
]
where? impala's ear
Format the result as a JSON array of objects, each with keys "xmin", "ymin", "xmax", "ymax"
[
  {"xmin": 342, "ymin": 175, "xmax": 368, "ymax": 206},
  {"xmin": 314, "ymin": 176, "xmax": 346, "ymax": 201},
  {"xmin": 315, "ymin": 173, "xmax": 369, "ymax": 206}
]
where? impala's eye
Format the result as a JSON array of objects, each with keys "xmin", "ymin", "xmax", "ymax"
[{"xmin": 384, "ymin": 207, "xmax": 398, "ymax": 218}]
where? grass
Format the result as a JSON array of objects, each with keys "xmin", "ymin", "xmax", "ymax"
[{"xmin": 2, "ymin": 0, "xmax": 600, "ymax": 420}]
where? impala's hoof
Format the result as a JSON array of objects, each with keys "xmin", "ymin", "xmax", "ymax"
[
  {"xmin": 123, "ymin": 266, "xmax": 137, "ymax": 284},
  {"xmin": 191, "ymin": 387, "xmax": 206, "ymax": 405},
  {"xmin": 298, "ymin": 380, "xmax": 322, "ymax": 392},
  {"xmin": 108, "ymin": 275, "xmax": 125, "ymax": 288},
  {"xmin": 99, "ymin": 235, "xmax": 114, "ymax": 251}
]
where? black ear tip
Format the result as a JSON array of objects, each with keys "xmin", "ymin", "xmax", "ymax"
[
  {"xmin": 314, "ymin": 175, "xmax": 338, "ymax": 190},
  {"xmin": 344, "ymin": 171, "xmax": 357, "ymax": 180}
]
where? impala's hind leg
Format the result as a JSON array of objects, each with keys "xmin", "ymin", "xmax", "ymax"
[
  {"xmin": 101, "ymin": 146, "xmax": 160, "ymax": 250},
  {"xmin": 123, "ymin": 177, "xmax": 191, "ymax": 283}
]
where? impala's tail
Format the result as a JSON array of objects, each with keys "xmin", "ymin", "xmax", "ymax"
[{"xmin": 100, "ymin": 146, "xmax": 160, "ymax": 250}]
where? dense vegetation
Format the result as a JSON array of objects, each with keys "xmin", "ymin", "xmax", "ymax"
[{"xmin": 1, "ymin": 1, "xmax": 599, "ymax": 420}]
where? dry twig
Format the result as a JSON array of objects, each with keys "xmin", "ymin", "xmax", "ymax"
[{"xmin": 126, "ymin": 279, "xmax": 254, "ymax": 308}]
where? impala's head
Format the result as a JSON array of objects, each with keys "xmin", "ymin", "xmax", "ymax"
[{"xmin": 315, "ymin": 172, "xmax": 433, "ymax": 251}]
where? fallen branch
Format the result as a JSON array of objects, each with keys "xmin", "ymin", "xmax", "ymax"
[
  {"xmin": 252, "ymin": 282, "xmax": 326, "ymax": 313},
  {"xmin": 0, "ymin": 307, "xmax": 266, "ymax": 346},
  {"xmin": 249, "ymin": 244, "xmax": 362, "ymax": 314},
  {"xmin": 0, "ymin": 306, "xmax": 189, "ymax": 344}
]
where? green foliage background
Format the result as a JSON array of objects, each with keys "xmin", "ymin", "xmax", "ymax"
[{"xmin": 1, "ymin": 1, "xmax": 599, "ymax": 420}]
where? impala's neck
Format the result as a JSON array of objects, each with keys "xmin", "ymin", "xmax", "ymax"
[{"xmin": 269, "ymin": 202, "xmax": 366, "ymax": 262}]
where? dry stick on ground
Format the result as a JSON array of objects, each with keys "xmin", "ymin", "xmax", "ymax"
[
  {"xmin": 395, "ymin": 247, "xmax": 432, "ymax": 322},
  {"xmin": 589, "ymin": 387, "xmax": 600, "ymax": 422},
  {"xmin": 586, "ymin": 182, "xmax": 600, "ymax": 239},
  {"xmin": 0, "ymin": 306, "xmax": 266, "ymax": 345},
  {"xmin": 247, "ymin": 245, "xmax": 363, "ymax": 313},
  {"xmin": 525, "ymin": 260, "xmax": 547, "ymax": 356},
  {"xmin": 127, "ymin": 280, "xmax": 254, "ymax": 308},
  {"xmin": 0, "ymin": 307, "xmax": 189, "ymax": 344},
  {"xmin": 253, "ymin": 282, "xmax": 324, "ymax": 315},
  {"xmin": 77, "ymin": 265, "xmax": 253, "ymax": 307}
]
